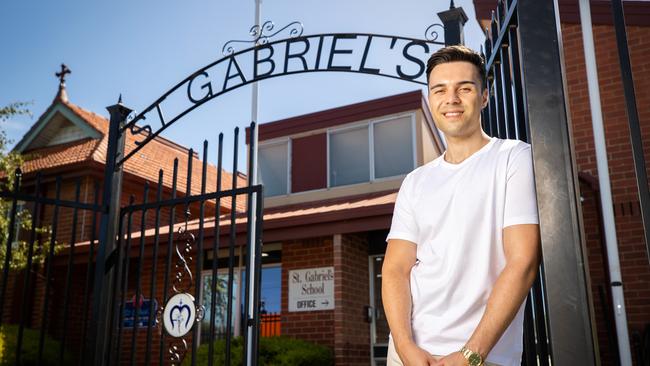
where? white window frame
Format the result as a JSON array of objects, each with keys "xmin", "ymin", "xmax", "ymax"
[
  {"xmin": 258, "ymin": 138, "xmax": 292, "ymax": 196},
  {"xmin": 326, "ymin": 112, "xmax": 416, "ymax": 188}
]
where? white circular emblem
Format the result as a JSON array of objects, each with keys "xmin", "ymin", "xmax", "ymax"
[{"xmin": 162, "ymin": 293, "xmax": 196, "ymax": 338}]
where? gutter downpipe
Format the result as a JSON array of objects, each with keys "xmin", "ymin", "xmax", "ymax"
[{"xmin": 578, "ymin": 0, "xmax": 632, "ymax": 364}]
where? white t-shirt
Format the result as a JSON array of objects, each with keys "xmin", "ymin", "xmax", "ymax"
[{"xmin": 386, "ymin": 137, "xmax": 539, "ymax": 366}]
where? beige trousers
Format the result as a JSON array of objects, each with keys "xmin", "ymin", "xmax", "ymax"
[{"xmin": 387, "ymin": 338, "xmax": 502, "ymax": 366}]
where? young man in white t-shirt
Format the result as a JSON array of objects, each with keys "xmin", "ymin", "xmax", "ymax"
[{"xmin": 382, "ymin": 45, "xmax": 541, "ymax": 366}]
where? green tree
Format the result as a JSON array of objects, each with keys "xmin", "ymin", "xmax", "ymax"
[{"xmin": 0, "ymin": 102, "xmax": 57, "ymax": 271}]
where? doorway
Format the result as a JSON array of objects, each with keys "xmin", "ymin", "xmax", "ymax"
[{"xmin": 369, "ymin": 254, "xmax": 390, "ymax": 366}]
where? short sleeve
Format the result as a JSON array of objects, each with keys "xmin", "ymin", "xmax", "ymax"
[
  {"xmin": 503, "ymin": 144, "xmax": 539, "ymax": 227},
  {"xmin": 386, "ymin": 173, "xmax": 419, "ymax": 244}
]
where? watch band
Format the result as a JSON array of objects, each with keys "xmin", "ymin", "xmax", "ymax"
[{"xmin": 460, "ymin": 346, "xmax": 484, "ymax": 366}]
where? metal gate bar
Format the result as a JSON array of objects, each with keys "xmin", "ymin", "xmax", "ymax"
[
  {"xmin": 15, "ymin": 174, "xmax": 41, "ymax": 366},
  {"xmin": 130, "ymin": 182, "xmax": 150, "ymax": 365},
  {"xmin": 208, "ymin": 133, "xmax": 224, "ymax": 366},
  {"xmin": 144, "ymin": 170, "xmax": 164, "ymax": 365},
  {"xmin": 225, "ymin": 127, "xmax": 240, "ymax": 366},
  {"xmin": 160, "ymin": 158, "xmax": 179, "ymax": 365},
  {"xmin": 37, "ymin": 177, "xmax": 61, "ymax": 365},
  {"xmin": 59, "ymin": 179, "xmax": 82, "ymax": 365},
  {"xmin": 611, "ymin": 0, "xmax": 650, "ymax": 264},
  {"xmin": 113, "ymin": 195, "xmax": 135, "ymax": 365},
  {"xmin": 190, "ymin": 141, "xmax": 209, "ymax": 366},
  {"xmin": 79, "ymin": 183, "xmax": 101, "ymax": 365}
]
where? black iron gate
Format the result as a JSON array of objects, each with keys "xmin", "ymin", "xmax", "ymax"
[
  {"xmin": 104, "ymin": 125, "xmax": 264, "ymax": 365},
  {"xmin": 0, "ymin": 122, "xmax": 263, "ymax": 366},
  {"xmin": 0, "ymin": 172, "xmax": 103, "ymax": 365},
  {"xmin": 481, "ymin": 0, "xmax": 598, "ymax": 364}
]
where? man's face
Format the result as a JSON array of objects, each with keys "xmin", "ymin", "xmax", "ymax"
[{"xmin": 427, "ymin": 61, "xmax": 488, "ymax": 140}]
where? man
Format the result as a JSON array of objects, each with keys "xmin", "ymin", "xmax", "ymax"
[{"xmin": 382, "ymin": 45, "xmax": 540, "ymax": 366}]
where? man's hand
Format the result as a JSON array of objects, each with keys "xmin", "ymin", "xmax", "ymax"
[
  {"xmin": 431, "ymin": 351, "xmax": 468, "ymax": 366},
  {"xmin": 397, "ymin": 342, "xmax": 438, "ymax": 366}
]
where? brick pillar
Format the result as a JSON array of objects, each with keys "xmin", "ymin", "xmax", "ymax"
[
  {"xmin": 334, "ymin": 233, "xmax": 370, "ymax": 365},
  {"xmin": 281, "ymin": 237, "xmax": 335, "ymax": 349}
]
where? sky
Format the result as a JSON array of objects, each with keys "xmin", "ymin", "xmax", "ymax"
[{"xmin": 1, "ymin": 0, "xmax": 486, "ymax": 172}]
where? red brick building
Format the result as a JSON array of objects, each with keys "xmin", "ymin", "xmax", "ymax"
[
  {"xmin": 3, "ymin": 1, "xmax": 650, "ymax": 363},
  {"xmin": 1, "ymin": 85, "xmax": 246, "ymax": 363},
  {"xmin": 473, "ymin": 0, "xmax": 650, "ymax": 363}
]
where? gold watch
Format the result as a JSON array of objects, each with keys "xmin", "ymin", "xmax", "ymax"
[{"xmin": 460, "ymin": 346, "xmax": 483, "ymax": 366}]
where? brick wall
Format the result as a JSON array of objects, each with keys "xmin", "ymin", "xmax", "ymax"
[
  {"xmin": 281, "ymin": 236, "xmax": 335, "ymax": 349},
  {"xmin": 334, "ymin": 233, "xmax": 371, "ymax": 365},
  {"xmin": 561, "ymin": 21, "xmax": 650, "ymax": 363}
]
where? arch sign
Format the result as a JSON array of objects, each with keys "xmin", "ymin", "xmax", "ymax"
[{"xmin": 118, "ymin": 21, "xmax": 445, "ymax": 165}]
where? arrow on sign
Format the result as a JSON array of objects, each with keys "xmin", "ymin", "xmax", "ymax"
[{"xmin": 322, "ymin": 300, "xmax": 329, "ymax": 305}]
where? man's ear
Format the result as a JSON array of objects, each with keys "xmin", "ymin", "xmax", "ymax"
[{"xmin": 481, "ymin": 88, "xmax": 489, "ymax": 109}]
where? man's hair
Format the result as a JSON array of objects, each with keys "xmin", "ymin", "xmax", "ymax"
[{"xmin": 426, "ymin": 45, "xmax": 486, "ymax": 91}]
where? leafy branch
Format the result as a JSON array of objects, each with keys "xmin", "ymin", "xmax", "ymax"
[{"xmin": 1, "ymin": 102, "xmax": 62, "ymax": 271}]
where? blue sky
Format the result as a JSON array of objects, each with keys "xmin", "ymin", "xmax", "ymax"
[{"xmin": 1, "ymin": 0, "xmax": 485, "ymax": 171}]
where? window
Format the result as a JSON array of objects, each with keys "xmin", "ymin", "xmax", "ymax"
[
  {"xmin": 258, "ymin": 141, "xmax": 289, "ymax": 197},
  {"xmin": 329, "ymin": 126, "xmax": 370, "ymax": 187},
  {"xmin": 200, "ymin": 271, "xmax": 240, "ymax": 338},
  {"xmin": 373, "ymin": 116, "xmax": 414, "ymax": 178},
  {"xmin": 200, "ymin": 265, "xmax": 282, "ymax": 339},
  {"xmin": 328, "ymin": 114, "xmax": 415, "ymax": 187}
]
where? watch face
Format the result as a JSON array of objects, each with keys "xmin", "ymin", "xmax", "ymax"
[{"xmin": 468, "ymin": 353, "xmax": 482, "ymax": 366}]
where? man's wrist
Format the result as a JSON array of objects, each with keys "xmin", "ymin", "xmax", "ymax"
[
  {"xmin": 394, "ymin": 337, "xmax": 417, "ymax": 350},
  {"xmin": 464, "ymin": 341, "xmax": 488, "ymax": 359},
  {"xmin": 460, "ymin": 345, "xmax": 484, "ymax": 366}
]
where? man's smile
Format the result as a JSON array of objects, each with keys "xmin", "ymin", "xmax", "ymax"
[{"xmin": 442, "ymin": 111, "xmax": 464, "ymax": 118}]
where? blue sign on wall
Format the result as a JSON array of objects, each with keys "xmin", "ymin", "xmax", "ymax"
[{"xmin": 123, "ymin": 297, "xmax": 158, "ymax": 328}]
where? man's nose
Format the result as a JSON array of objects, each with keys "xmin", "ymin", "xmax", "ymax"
[{"xmin": 445, "ymin": 91, "xmax": 461, "ymax": 104}]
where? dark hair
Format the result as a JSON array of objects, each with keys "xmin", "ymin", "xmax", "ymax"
[{"xmin": 426, "ymin": 45, "xmax": 486, "ymax": 90}]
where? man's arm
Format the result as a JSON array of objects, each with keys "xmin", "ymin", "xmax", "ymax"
[
  {"xmin": 383, "ymin": 239, "xmax": 437, "ymax": 366},
  {"xmin": 435, "ymin": 224, "xmax": 541, "ymax": 366}
]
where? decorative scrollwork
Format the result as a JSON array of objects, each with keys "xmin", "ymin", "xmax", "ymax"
[
  {"xmin": 222, "ymin": 20, "xmax": 304, "ymax": 55},
  {"xmin": 168, "ymin": 338, "xmax": 188, "ymax": 365},
  {"xmin": 424, "ymin": 23, "xmax": 444, "ymax": 42},
  {"xmin": 172, "ymin": 226, "xmax": 195, "ymax": 294}
]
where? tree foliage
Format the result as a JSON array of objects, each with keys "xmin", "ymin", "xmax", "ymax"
[{"xmin": 0, "ymin": 102, "xmax": 58, "ymax": 271}]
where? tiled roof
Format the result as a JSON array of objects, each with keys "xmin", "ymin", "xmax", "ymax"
[
  {"xmin": 21, "ymin": 138, "xmax": 100, "ymax": 172},
  {"xmin": 20, "ymin": 100, "xmax": 247, "ymax": 211},
  {"xmin": 262, "ymin": 190, "xmax": 397, "ymax": 221}
]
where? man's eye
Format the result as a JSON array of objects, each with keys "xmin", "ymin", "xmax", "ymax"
[
  {"xmin": 460, "ymin": 88, "xmax": 471, "ymax": 93},
  {"xmin": 434, "ymin": 90, "xmax": 444, "ymax": 94}
]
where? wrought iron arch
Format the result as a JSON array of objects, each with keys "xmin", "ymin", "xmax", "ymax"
[{"xmin": 117, "ymin": 26, "xmax": 445, "ymax": 166}]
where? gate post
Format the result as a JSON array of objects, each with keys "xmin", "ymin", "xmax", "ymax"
[
  {"xmin": 89, "ymin": 97, "xmax": 131, "ymax": 365},
  {"xmin": 437, "ymin": 1, "xmax": 468, "ymax": 46},
  {"xmin": 517, "ymin": 1, "xmax": 598, "ymax": 364}
]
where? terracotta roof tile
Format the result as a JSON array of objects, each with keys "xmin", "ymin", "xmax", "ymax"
[
  {"xmin": 21, "ymin": 138, "xmax": 99, "ymax": 172},
  {"xmin": 21, "ymin": 100, "xmax": 247, "ymax": 211}
]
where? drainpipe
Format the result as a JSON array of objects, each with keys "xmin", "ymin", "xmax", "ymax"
[{"xmin": 578, "ymin": 0, "xmax": 632, "ymax": 364}]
